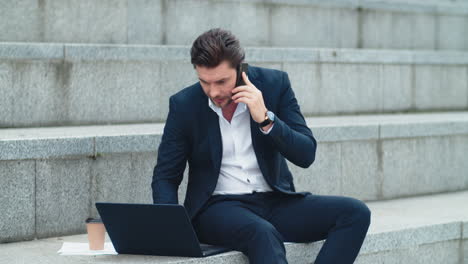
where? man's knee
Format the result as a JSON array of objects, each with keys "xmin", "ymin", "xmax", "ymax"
[
  {"xmin": 339, "ymin": 197, "xmax": 371, "ymax": 228},
  {"xmin": 349, "ymin": 198, "xmax": 371, "ymax": 227}
]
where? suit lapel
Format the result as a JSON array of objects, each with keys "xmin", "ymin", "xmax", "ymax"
[{"xmin": 205, "ymin": 101, "xmax": 223, "ymax": 177}]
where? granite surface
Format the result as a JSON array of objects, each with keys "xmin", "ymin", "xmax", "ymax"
[
  {"xmin": 2, "ymin": 44, "xmax": 468, "ymax": 127},
  {"xmin": 1, "ymin": 190, "xmax": 467, "ymax": 263},
  {"xmin": 1, "ymin": 0, "xmax": 468, "ymax": 47}
]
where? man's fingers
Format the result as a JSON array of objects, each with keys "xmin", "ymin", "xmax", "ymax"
[
  {"xmin": 232, "ymin": 84, "xmax": 259, "ymax": 94},
  {"xmin": 242, "ymin": 71, "xmax": 253, "ymax": 86},
  {"xmin": 232, "ymin": 91, "xmax": 253, "ymax": 101},
  {"xmin": 233, "ymin": 96, "xmax": 250, "ymax": 105}
]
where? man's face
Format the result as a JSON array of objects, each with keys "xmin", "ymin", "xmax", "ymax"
[{"xmin": 196, "ymin": 60, "xmax": 237, "ymax": 109}]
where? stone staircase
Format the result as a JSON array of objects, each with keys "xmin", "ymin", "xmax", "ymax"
[
  {"xmin": 1, "ymin": 0, "xmax": 468, "ymax": 263},
  {"xmin": 1, "ymin": 191, "xmax": 467, "ymax": 263}
]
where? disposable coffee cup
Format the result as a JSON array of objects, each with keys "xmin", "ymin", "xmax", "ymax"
[{"xmin": 85, "ymin": 218, "xmax": 105, "ymax": 250}]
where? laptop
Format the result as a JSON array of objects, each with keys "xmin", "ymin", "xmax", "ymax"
[{"xmin": 95, "ymin": 202, "xmax": 231, "ymax": 257}]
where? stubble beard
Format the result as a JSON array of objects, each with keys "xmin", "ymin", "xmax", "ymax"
[{"xmin": 213, "ymin": 97, "xmax": 234, "ymax": 109}]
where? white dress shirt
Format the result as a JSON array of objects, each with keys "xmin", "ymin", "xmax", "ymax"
[{"xmin": 208, "ymin": 99, "xmax": 273, "ymax": 195}]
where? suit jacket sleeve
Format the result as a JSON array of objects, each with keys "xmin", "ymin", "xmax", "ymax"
[
  {"xmin": 152, "ymin": 96, "xmax": 189, "ymax": 204},
  {"xmin": 267, "ymin": 72, "xmax": 317, "ymax": 168}
]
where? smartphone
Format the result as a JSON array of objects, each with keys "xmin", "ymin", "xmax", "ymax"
[{"xmin": 235, "ymin": 63, "xmax": 249, "ymax": 87}]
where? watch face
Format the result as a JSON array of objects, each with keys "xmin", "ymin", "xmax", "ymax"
[{"xmin": 267, "ymin": 111, "xmax": 275, "ymax": 121}]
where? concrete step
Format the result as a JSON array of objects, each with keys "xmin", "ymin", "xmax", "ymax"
[
  {"xmin": 1, "ymin": 0, "xmax": 468, "ymax": 50},
  {"xmin": 1, "ymin": 111, "xmax": 468, "ymax": 243},
  {"xmin": 2, "ymin": 42, "xmax": 468, "ymax": 127},
  {"xmin": 0, "ymin": 190, "xmax": 467, "ymax": 264}
]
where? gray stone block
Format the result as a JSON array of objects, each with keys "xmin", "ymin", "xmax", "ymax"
[
  {"xmin": 436, "ymin": 3, "xmax": 468, "ymax": 15},
  {"xmin": 96, "ymin": 134, "xmax": 161, "ymax": 155},
  {"xmin": 379, "ymin": 116, "xmax": 468, "ymax": 139},
  {"xmin": 382, "ymin": 65, "xmax": 412, "ymax": 111},
  {"xmin": 299, "ymin": 62, "xmax": 411, "ymax": 114},
  {"xmin": 132, "ymin": 152, "xmax": 187, "ymax": 206},
  {"xmin": 411, "ymin": 13, "xmax": 438, "ymax": 50},
  {"xmin": 36, "ymin": 159, "xmax": 92, "ymax": 238},
  {"xmin": 65, "ymin": 44, "xmax": 189, "ymax": 61},
  {"xmin": 0, "ymin": 137, "xmax": 94, "ymax": 161},
  {"xmin": 158, "ymin": 61, "xmax": 199, "ymax": 120},
  {"xmin": 284, "ymin": 242, "xmax": 322, "ymax": 263},
  {"xmin": 282, "ymin": 63, "xmax": 320, "ymax": 115},
  {"xmin": 362, "ymin": 222, "xmax": 460, "ymax": 253},
  {"xmin": 381, "ymin": 136, "xmax": 468, "ymax": 199},
  {"xmin": 462, "ymin": 239, "xmax": 468, "ymax": 264},
  {"xmin": 270, "ymin": 5, "xmax": 358, "ymax": 48},
  {"xmin": 318, "ymin": 48, "xmax": 414, "ymax": 64},
  {"xmin": 0, "ymin": 0, "xmax": 41, "ymax": 42},
  {"xmin": 91, "ymin": 154, "xmax": 154, "ymax": 218},
  {"xmin": 412, "ymin": 50, "xmax": 468, "ymax": 65},
  {"xmin": 67, "ymin": 61, "xmax": 164, "ymax": 124},
  {"xmin": 341, "ymin": 141, "xmax": 379, "ymax": 200},
  {"xmin": 252, "ymin": 63, "xmax": 282, "ymax": 72},
  {"xmin": 414, "ymin": 65, "xmax": 468, "ymax": 110},
  {"xmin": 247, "ymin": 47, "xmax": 320, "ymax": 63},
  {"xmin": 318, "ymin": 63, "xmax": 382, "ymax": 114},
  {"xmin": 127, "ymin": 0, "xmax": 163, "ymax": 45},
  {"xmin": 367, "ymin": 191, "xmax": 468, "ymax": 234},
  {"xmin": 356, "ymin": 240, "xmax": 460, "ymax": 264},
  {"xmin": 209, "ymin": 1, "xmax": 270, "ymax": 47},
  {"xmin": 91, "ymin": 153, "xmax": 132, "ymax": 216},
  {"xmin": 165, "ymin": 0, "xmax": 270, "ymax": 46},
  {"xmin": 362, "ymin": 11, "xmax": 400, "ymax": 49},
  {"xmin": 157, "ymin": 0, "xmax": 210, "ymax": 46},
  {"xmin": 464, "ymin": 221, "xmax": 468, "ymax": 239},
  {"xmin": 361, "ymin": 10, "xmax": 391, "ymax": 50},
  {"xmin": 0, "ymin": 42, "xmax": 63, "ymax": 60},
  {"xmin": 358, "ymin": 0, "xmax": 436, "ymax": 13},
  {"xmin": 0, "ymin": 160, "xmax": 35, "ymax": 243},
  {"xmin": 437, "ymin": 15, "xmax": 468, "ymax": 50},
  {"xmin": 311, "ymin": 123, "xmax": 379, "ymax": 142},
  {"xmin": 131, "ymin": 152, "xmax": 158, "ymax": 205},
  {"xmin": 361, "ymin": 11, "xmax": 436, "ymax": 50},
  {"xmin": 43, "ymin": 0, "xmax": 127, "ymax": 44},
  {"xmin": 0, "ymin": 63, "xmax": 13, "ymax": 127},
  {"xmin": 0, "ymin": 61, "xmax": 70, "ymax": 127},
  {"xmin": 291, "ymin": 142, "xmax": 342, "ymax": 196}
]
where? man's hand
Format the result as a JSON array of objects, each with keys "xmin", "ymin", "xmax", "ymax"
[{"xmin": 231, "ymin": 72, "xmax": 268, "ymax": 124}]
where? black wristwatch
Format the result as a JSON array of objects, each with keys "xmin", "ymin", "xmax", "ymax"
[{"xmin": 259, "ymin": 111, "xmax": 275, "ymax": 128}]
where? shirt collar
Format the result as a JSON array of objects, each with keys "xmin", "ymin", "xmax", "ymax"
[{"xmin": 208, "ymin": 98, "xmax": 248, "ymax": 117}]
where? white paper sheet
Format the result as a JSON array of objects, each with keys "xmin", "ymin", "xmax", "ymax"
[{"xmin": 57, "ymin": 242, "xmax": 118, "ymax": 256}]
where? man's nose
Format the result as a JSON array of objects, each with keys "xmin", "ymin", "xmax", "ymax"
[{"xmin": 209, "ymin": 87, "xmax": 222, "ymax": 98}]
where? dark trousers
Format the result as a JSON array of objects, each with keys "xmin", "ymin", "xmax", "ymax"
[{"xmin": 193, "ymin": 192, "xmax": 371, "ymax": 264}]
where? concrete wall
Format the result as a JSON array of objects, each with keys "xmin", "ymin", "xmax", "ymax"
[
  {"xmin": 1, "ymin": 113, "xmax": 468, "ymax": 242},
  {"xmin": 0, "ymin": 153, "xmax": 155, "ymax": 243},
  {"xmin": 1, "ymin": 0, "xmax": 468, "ymax": 50},
  {"xmin": 2, "ymin": 43, "xmax": 468, "ymax": 128}
]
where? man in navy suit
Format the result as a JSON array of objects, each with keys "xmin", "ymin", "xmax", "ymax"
[{"xmin": 152, "ymin": 28, "xmax": 370, "ymax": 264}]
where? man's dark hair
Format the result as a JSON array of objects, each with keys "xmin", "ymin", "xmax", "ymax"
[{"xmin": 190, "ymin": 28, "xmax": 245, "ymax": 69}]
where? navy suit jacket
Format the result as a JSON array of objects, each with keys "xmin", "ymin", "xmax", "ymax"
[{"xmin": 152, "ymin": 66, "xmax": 317, "ymax": 220}]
